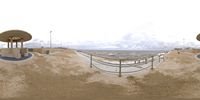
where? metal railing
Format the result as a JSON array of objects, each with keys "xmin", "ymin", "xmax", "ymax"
[{"xmin": 78, "ymin": 51, "xmax": 165, "ymax": 77}]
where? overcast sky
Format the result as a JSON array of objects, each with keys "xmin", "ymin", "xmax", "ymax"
[{"xmin": 0, "ymin": 0, "xmax": 200, "ymax": 49}]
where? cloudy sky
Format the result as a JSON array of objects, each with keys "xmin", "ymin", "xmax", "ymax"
[{"xmin": 0, "ymin": 0, "xmax": 200, "ymax": 49}]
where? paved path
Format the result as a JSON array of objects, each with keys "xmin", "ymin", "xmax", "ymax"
[{"xmin": 0, "ymin": 53, "xmax": 32, "ymax": 61}]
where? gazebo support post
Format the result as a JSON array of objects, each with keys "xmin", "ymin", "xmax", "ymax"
[
  {"xmin": 11, "ymin": 38, "xmax": 13, "ymax": 48},
  {"xmin": 16, "ymin": 42, "xmax": 18, "ymax": 48},
  {"xmin": 7, "ymin": 42, "xmax": 10, "ymax": 48},
  {"xmin": 21, "ymin": 41, "xmax": 23, "ymax": 48}
]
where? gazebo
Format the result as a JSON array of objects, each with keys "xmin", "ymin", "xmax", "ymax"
[
  {"xmin": 0, "ymin": 30, "xmax": 32, "ymax": 59},
  {"xmin": 197, "ymin": 34, "xmax": 200, "ymax": 41}
]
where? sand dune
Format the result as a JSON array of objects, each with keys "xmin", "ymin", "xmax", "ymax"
[{"xmin": 0, "ymin": 48, "xmax": 200, "ymax": 100}]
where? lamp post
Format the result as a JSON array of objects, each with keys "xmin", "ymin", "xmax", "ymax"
[
  {"xmin": 182, "ymin": 38, "xmax": 185, "ymax": 49},
  {"xmin": 50, "ymin": 31, "xmax": 52, "ymax": 48}
]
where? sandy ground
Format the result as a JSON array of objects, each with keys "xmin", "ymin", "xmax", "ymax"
[{"xmin": 0, "ymin": 48, "xmax": 200, "ymax": 100}]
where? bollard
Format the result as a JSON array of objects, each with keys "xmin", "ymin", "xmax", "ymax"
[
  {"xmin": 151, "ymin": 56, "xmax": 154, "ymax": 70},
  {"xmin": 90, "ymin": 54, "xmax": 93, "ymax": 68},
  {"xmin": 119, "ymin": 59, "xmax": 122, "ymax": 77}
]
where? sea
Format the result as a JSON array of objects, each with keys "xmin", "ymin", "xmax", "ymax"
[{"xmin": 79, "ymin": 50, "xmax": 167, "ymax": 60}]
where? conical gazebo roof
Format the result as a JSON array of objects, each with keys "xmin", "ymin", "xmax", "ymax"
[{"xmin": 0, "ymin": 30, "xmax": 32, "ymax": 42}]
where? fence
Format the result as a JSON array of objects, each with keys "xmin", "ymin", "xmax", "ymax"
[{"xmin": 79, "ymin": 51, "xmax": 165, "ymax": 77}]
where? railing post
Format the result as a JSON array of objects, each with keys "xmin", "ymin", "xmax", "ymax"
[
  {"xmin": 145, "ymin": 58, "xmax": 147, "ymax": 64},
  {"xmin": 90, "ymin": 54, "xmax": 93, "ymax": 68},
  {"xmin": 151, "ymin": 56, "xmax": 154, "ymax": 70},
  {"xmin": 119, "ymin": 59, "xmax": 122, "ymax": 77},
  {"xmin": 163, "ymin": 55, "xmax": 165, "ymax": 62}
]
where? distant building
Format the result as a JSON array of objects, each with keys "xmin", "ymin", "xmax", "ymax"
[
  {"xmin": 174, "ymin": 48, "xmax": 182, "ymax": 51},
  {"xmin": 0, "ymin": 30, "xmax": 32, "ymax": 59}
]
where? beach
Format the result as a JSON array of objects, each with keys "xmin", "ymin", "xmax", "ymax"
[{"xmin": 0, "ymin": 48, "xmax": 200, "ymax": 100}]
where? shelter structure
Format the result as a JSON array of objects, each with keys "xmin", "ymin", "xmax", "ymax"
[
  {"xmin": 0, "ymin": 30, "xmax": 32, "ymax": 59},
  {"xmin": 197, "ymin": 34, "xmax": 200, "ymax": 41}
]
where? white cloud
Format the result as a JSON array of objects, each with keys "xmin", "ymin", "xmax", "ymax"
[{"xmin": 0, "ymin": 0, "xmax": 200, "ymax": 49}]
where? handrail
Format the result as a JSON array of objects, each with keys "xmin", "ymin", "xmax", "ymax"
[{"xmin": 78, "ymin": 51, "xmax": 165, "ymax": 77}]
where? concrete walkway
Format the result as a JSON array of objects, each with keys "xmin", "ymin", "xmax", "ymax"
[{"xmin": 0, "ymin": 53, "xmax": 32, "ymax": 61}]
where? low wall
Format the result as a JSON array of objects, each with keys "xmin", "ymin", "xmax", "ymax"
[
  {"xmin": 1, "ymin": 48, "xmax": 21, "ymax": 59},
  {"xmin": 1, "ymin": 48, "xmax": 29, "ymax": 59},
  {"xmin": 21, "ymin": 48, "xmax": 28, "ymax": 57},
  {"xmin": 28, "ymin": 48, "xmax": 50, "ymax": 54},
  {"xmin": 192, "ymin": 49, "xmax": 200, "ymax": 53}
]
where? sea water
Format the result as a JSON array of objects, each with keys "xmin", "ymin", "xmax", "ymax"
[{"xmin": 80, "ymin": 50, "xmax": 167, "ymax": 60}]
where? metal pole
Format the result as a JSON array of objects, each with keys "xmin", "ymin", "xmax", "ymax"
[
  {"xmin": 151, "ymin": 56, "xmax": 154, "ymax": 70},
  {"xmin": 50, "ymin": 31, "xmax": 52, "ymax": 48},
  {"xmin": 90, "ymin": 54, "xmax": 93, "ymax": 68},
  {"xmin": 119, "ymin": 59, "xmax": 122, "ymax": 77}
]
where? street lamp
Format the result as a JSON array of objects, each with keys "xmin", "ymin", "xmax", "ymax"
[{"xmin": 50, "ymin": 31, "xmax": 52, "ymax": 48}]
